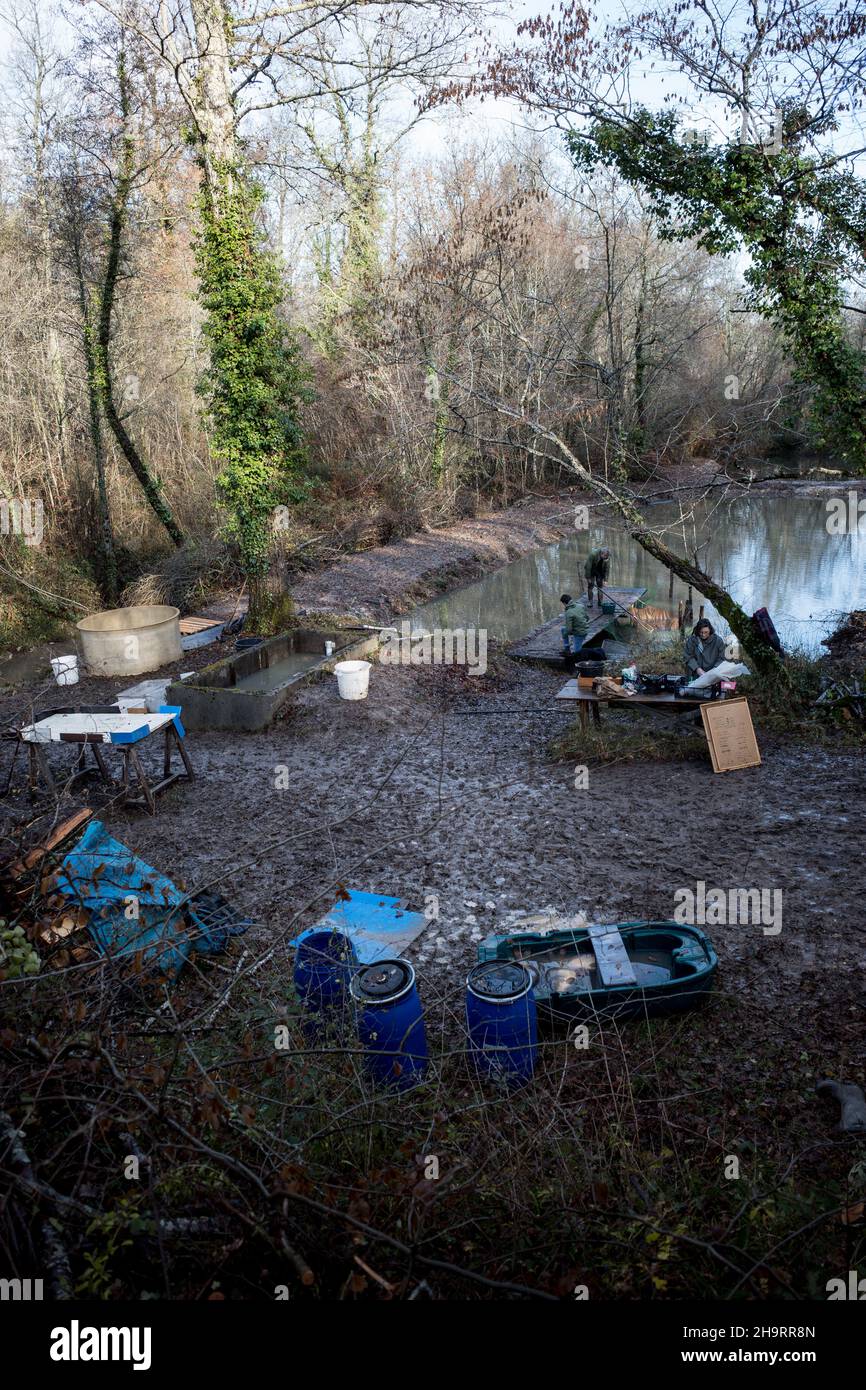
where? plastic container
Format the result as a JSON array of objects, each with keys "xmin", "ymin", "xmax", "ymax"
[
  {"xmin": 350, "ymin": 958, "xmax": 427, "ymax": 1089},
  {"xmin": 50, "ymin": 654, "xmax": 79, "ymax": 687},
  {"xmin": 77, "ymin": 605, "xmax": 181, "ymax": 677},
  {"xmin": 116, "ymin": 679, "xmax": 170, "ymax": 713},
  {"xmin": 293, "ymin": 929, "xmax": 358, "ymax": 1037},
  {"xmin": 335, "ymin": 659, "xmax": 371, "ymax": 701},
  {"xmin": 466, "ymin": 961, "xmax": 538, "ymax": 1086}
]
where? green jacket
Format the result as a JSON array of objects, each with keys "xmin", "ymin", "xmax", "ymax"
[
  {"xmin": 563, "ymin": 598, "xmax": 589, "ymax": 637},
  {"xmin": 584, "ymin": 548, "xmax": 610, "ymax": 581}
]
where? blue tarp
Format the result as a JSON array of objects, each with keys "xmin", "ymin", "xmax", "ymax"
[
  {"xmin": 55, "ymin": 819, "xmax": 247, "ymax": 979},
  {"xmin": 291, "ymin": 889, "xmax": 427, "ymax": 964}
]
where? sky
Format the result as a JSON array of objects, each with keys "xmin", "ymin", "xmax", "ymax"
[{"xmin": 1, "ymin": 1, "xmax": 862, "ymax": 171}]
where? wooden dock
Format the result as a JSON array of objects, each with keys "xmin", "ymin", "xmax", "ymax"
[{"xmin": 508, "ymin": 587, "xmax": 647, "ymax": 663}]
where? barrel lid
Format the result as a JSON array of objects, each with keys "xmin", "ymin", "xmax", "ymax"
[
  {"xmin": 352, "ymin": 959, "xmax": 412, "ymax": 1002},
  {"xmin": 468, "ymin": 961, "xmax": 531, "ymax": 1001}
]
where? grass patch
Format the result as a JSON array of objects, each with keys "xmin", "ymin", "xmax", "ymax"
[{"xmin": 0, "ymin": 543, "xmax": 100, "ymax": 653}]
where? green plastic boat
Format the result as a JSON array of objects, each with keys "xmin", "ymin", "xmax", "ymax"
[{"xmin": 476, "ymin": 919, "xmax": 718, "ymax": 1024}]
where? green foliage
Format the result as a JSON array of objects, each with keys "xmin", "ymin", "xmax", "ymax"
[
  {"xmin": 195, "ymin": 167, "xmax": 312, "ymax": 580},
  {"xmin": 75, "ymin": 1198, "xmax": 152, "ymax": 1299},
  {"xmin": 568, "ymin": 111, "xmax": 866, "ymax": 470},
  {"xmin": 0, "ymin": 922, "xmax": 40, "ymax": 979}
]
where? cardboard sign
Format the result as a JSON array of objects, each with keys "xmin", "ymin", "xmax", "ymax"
[{"xmin": 700, "ymin": 697, "xmax": 761, "ymax": 773}]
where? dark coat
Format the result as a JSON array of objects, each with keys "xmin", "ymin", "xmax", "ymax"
[
  {"xmin": 584, "ymin": 548, "xmax": 610, "ymax": 581},
  {"xmin": 684, "ymin": 630, "xmax": 726, "ymax": 675}
]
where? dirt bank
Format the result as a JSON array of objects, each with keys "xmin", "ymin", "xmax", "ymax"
[{"xmin": 200, "ymin": 463, "xmax": 866, "ymax": 627}]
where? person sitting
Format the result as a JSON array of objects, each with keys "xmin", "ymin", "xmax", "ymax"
[
  {"xmin": 560, "ymin": 594, "xmax": 607, "ymax": 661},
  {"xmin": 584, "ymin": 546, "xmax": 611, "ymax": 608},
  {"xmin": 684, "ymin": 617, "xmax": 726, "ymax": 678}
]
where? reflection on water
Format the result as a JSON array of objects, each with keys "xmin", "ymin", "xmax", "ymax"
[{"xmin": 411, "ymin": 491, "xmax": 865, "ymax": 654}]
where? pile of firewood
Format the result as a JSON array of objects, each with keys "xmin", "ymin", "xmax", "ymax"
[{"xmin": 0, "ymin": 809, "xmax": 98, "ymax": 977}]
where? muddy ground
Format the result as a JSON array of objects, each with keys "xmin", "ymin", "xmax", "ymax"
[
  {"xmin": 3, "ymin": 647, "xmax": 863, "ymax": 1025},
  {"xmin": 3, "ymin": 516, "xmax": 866, "ymax": 1300}
]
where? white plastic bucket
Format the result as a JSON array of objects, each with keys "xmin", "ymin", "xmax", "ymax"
[
  {"xmin": 335, "ymin": 660, "xmax": 371, "ymax": 701},
  {"xmin": 50, "ymin": 655, "xmax": 79, "ymax": 687}
]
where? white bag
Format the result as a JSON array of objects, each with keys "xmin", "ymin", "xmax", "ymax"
[{"xmin": 686, "ymin": 660, "xmax": 751, "ymax": 690}]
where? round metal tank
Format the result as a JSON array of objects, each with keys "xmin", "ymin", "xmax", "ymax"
[{"xmin": 77, "ymin": 605, "xmax": 182, "ymax": 677}]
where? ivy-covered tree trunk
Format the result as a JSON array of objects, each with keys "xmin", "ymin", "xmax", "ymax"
[
  {"xmin": 71, "ymin": 228, "xmax": 117, "ymax": 604},
  {"xmin": 569, "ymin": 116, "xmax": 866, "ymax": 471},
  {"xmin": 188, "ymin": 0, "xmax": 309, "ymax": 632}
]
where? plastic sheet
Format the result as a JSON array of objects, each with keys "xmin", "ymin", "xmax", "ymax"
[{"xmin": 54, "ymin": 819, "xmax": 248, "ymax": 979}]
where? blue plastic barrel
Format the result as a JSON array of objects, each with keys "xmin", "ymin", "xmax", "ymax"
[
  {"xmin": 293, "ymin": 929, "xmax": 357, "ymax": 1037},
  {"xmin": 466, "ymin": 961, "xmax": 537, "ymax": 1085},
  {"xmin": 350, "ymin": 958, "xmax": 428, "ymax": 1090}
]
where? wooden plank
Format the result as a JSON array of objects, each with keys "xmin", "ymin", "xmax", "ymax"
[
  {"xmin": 588, "ymin": 923, "xmax": 637, "ymax": 987},
  {"xmin": 4, "ymin": 808, "xmax": 93, "ymax": 880},
  {"xmin": 556, "ymin": 681, "xmax": 707, "ymax": 708},
  {"xmin": 508, "ymin": 587, "xmax": 647, "ymax": 661},
  {"xmin": 21, "ymin": 712, "xmax": 174, "ymax": 744},
  {"xmin": 179, "ymin": 616, "xmax": 222, "ymax": 634}
]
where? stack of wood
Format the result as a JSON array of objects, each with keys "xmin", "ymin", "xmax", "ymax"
[
  {"xmin": 1, "ymin": 809, "xmax": 98, "ymax": 971},
  {"xmin": 592, "ymin": 676, "xmax": 634, "ymax": 698}
]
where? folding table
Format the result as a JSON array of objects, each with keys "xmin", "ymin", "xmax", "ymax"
[{"xmin": 19, "ymin": 705, "xmax": 194, "ymax": 814}]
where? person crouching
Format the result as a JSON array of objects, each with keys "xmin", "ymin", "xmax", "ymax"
[{"xmin": 560, "ymin": 593, "xmax": 604, "ymax": 659}]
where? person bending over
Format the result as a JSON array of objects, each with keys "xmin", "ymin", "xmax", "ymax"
[{"xmin": 584, "ymin": 546, "xmax": 611, "ymax": 608}]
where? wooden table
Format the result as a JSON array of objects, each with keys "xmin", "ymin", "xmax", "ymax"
[
  {"xmin": 556, "ymin": 680, "xmax": 710, "ymax": 729},
  {"xmin": 20, "ymin": 707, "xmax": 194, "ymax": 814}
]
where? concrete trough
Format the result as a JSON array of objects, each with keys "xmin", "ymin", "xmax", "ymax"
[{"xmin": 166, "ymin": 627, "xmax": 376, "ymax": 732}]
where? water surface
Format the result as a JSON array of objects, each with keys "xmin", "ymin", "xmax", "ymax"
[{"xmin": 411, "ymin": 490, "xmax": 865, "ymax": 655}]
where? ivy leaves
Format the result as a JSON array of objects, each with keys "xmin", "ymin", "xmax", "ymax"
[
  {"xmin": 194, "ymin": 167, "xmax": 311, "ymax": 580},
  {"xmin": 569, "ymin": 111, "xmax": 866, "ymax": 468}
]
